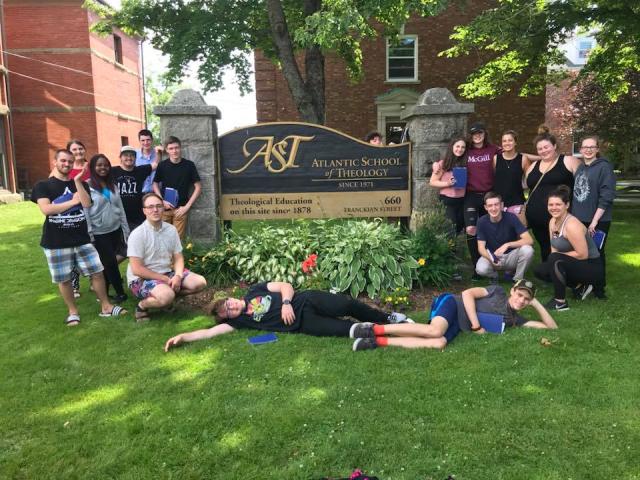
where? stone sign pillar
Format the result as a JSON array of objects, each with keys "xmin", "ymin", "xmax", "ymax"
[
  {"xmin": 401, "ymin": 88, "xmax": 474, "ymax": 230},
  {"xmin": 154, "ymin": 89, "xmax": 221, "ymax": 245}
]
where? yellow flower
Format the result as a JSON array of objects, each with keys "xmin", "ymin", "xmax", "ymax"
[
  {"xmin": 418, "ymin": 258, "xmax": 426, "ymax": 266},
  {"xmin": 186, "ymin": 243, "xmax": 193, "ymax": 250},
  {"xmin": 385, "ymin": 296, "xmax": 392, "ymax": 302}
]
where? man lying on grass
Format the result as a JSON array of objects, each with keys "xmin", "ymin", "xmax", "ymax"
[
  {"xmin": 164, "ymin": 281, "xmax": 412, "ymax": 351},
  {"xmin": 351, "ymin": 279, "xmax": 557, "ymax": 351}
]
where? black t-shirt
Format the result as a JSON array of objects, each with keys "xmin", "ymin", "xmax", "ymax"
[
  {"xmin": 112, "ymin": 165, "xmax": 152, "ymax": 226},
  {"xmin": 153, "ymin": 158, "xmax": 200, "ymax": 207},
  {"xmin": 476, "ymin": 212, "xmax": 527, "ymax": 254},
  {"xmin": 30, "ymin": 177, "xmax": 92, "ymax": 248},
  {"xmin": 224, "ymin": 283, "xmax": 307, "ymax": 332}
]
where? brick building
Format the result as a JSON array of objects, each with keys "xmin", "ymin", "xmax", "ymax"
[
  {"xmin": 0, "ymin": 5, "xmax": 17, "ymax": 194},
  {"xmin": 256, "ymin": 2, "xmax": 545, "ymax": 150},
  {"xmin": 3, "ymin": 0, "xmax": 144, "ymax": 189}
]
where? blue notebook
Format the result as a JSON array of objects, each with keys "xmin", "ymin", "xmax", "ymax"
[
  {"xmin": 452, "ymin": 167, "xmax": 467, "ymax": 188},
  {"xmin": 53, "ymin": 192, "xmax": 80, "ymax": 214},
  {"xmin": 592, "ymin": 230, "xmax": 606, "ymax": 250},
  {"xmin": 248, "ymin": 333, "xmax": 278, "ymax": 345},
  {"xmin": 487, "ymin": 249, "xmax": 500, "ymax": 264},
  {"xmin": 477, "ymin": 312, "xmax": 505, "ymax": 334},
  {"xmin": 164, "ymin": 187, "xmax": 179, "ymax": 208}
]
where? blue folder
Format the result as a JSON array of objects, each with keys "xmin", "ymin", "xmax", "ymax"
[
  {"xmin": 452, "ymin": 167, "xmax": 467, "ymax": 188},
  {"xmin": 477, "ymin": 312, "xmax": 505, "ymax": 334},
  {"xmin": 164, "ymin": 187, "xmax": 179, "ymax": 208}
]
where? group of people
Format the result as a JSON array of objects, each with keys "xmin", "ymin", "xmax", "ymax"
[
  {"xmin": 429, "ymin": 123, "xmax": 615, "ymax": 311},
  {"xmin": 31, "ymin": 130, "xmax": 206, "ymax": 326},
  {"xmin": 32, "ymin": 122, "xmax": 612, "ymax": 352}
]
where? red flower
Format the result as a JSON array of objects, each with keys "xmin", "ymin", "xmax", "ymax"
[{"xmin": 301, "ymin": 253, "xmax": 318, "ymax": 273}]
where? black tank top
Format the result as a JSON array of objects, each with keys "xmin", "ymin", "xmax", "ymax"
[
  {"xmin": 525, "ymin": 155, "xmax": 574, "ymax": 225},
  {"xmin": 494, "ymin": 153, "xmax": 525, "ymax": 206}
]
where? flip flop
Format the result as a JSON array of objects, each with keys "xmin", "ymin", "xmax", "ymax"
[
  {"xmin": 99, "ymin": 305, "xmax": 127, "ymax": 317},
  {"xmin": 65, "ymin": 314, "xmax": 80, "ymax": 326}
]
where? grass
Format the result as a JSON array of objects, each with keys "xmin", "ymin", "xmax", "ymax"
[{"xmin": 1, "ymin": 202, "xmax": 639, "ymax": 479}]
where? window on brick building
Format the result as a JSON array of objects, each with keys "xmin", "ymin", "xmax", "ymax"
[
  {"xmin": 578, "ymin": 39, "xmax": 593, "ymax": 59},
  {"xmin": 386, "ymin": 35, "xmax": 418, "ymax": 82},
  {"xmin": 114, "ymin": 34, "xmax": 123, "ymax": 64},
  {"xmin": 121, "ymin": 136, "xmax": 129, "ymax": 146}
]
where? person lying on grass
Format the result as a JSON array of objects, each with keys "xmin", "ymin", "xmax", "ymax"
[
  {"xmin": 164, "ymin": 281, "xmax": 412, "ymax": 351},
  {"xmin": 351, "ymin": 279, "xmax": 557, "ymax": 351}
]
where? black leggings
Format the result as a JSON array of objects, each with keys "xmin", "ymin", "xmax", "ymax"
[
  {"xmin": 464, "ymin": 192, "xmax": 486, "ymax": 266},
  {"xmin": 534, "ymin": 253, "xmax": 604, "ymax": 300},
  {"xmin": 298, "ymin": 291, "xmax": 390, "ymax": 337},
  {"xmin": 529, "ymin": 220, "xmax": 551, "ymax": 262},
  {"xmin": 582, "ymin": 220, "xmax": 610, "ymax": 292},
  {"xmin": 93, "ymin": 228, "xmax": 125, "ymax": 296},
  {"xmin": 439, "ymin": 195, "xmax": 465, "ymax": 239}
]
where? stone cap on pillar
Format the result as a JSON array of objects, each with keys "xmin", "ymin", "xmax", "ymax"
[
  {"xmin": 400, "ymin": 88, "xmax": 473, "ymax": 120},
  {"xmin": 154, "ymin": 89, "xmax": 221, "ymax": 119}
]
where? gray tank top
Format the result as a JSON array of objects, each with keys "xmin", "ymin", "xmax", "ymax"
[{"xmin": 550, "ymin": 215, "xmax": 600, "ymax": 258}]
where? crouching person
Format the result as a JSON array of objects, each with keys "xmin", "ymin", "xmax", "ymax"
[
  {"xmin": 127, "ymin": 193, "xmax": 207, "ymax": 320},
  {"xmin": 164, "ymin": 281, "xmax": 412, "ymax": 351},
  {"xmin": 351, "ymin": 280, "xmax": 557, "ymax": 351}
]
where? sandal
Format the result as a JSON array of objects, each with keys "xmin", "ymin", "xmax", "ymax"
[
  {"xmin": 135, "ymin": 304, "xmax": 150, "ymax": 321},
  {"xmin": 99, "ymin": 305, "xmax": 127, "ymax": 317},
  {"xmin": 65, "ymin": 314, "xmax": 80, "ymax": 326}
]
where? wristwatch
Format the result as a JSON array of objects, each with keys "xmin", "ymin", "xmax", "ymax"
[
  {"xmin": 282, "ymin": 299, "xmax": 292, "ymax": 305},
  {"xmin": 470, "ymin": 325, "xmax": 482, "ymax": 331}
]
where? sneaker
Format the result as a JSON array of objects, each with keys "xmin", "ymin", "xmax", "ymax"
[
  {"xmin": 575, "ymin": 284, "xmax": 593, "ymax": 301},
  {"xmin": 471, "ymin": 273, "xmax": 483, "ymax": 282},
  {"xmin": 109, "ymin": 293, "xmax": 129, "ymax": 304},
  {"xmin": 387, "ymin": 312, "xmax": 414, "ymax": 324},
  {"xmin": 544, "ymin": 298, "xmax": 570, "ymax": 311},
  {"xmin": 593, "ymin": 289, "xmax": 607, "ymax": 300},
  {"xmin": 352, "ymin": 338, "xmax": 378, "ymax": 351},
  {"xmin": 349, "ymin": 322, "xmax": 374, "ymax": 339}
]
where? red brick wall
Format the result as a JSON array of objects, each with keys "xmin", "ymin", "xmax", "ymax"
[
  {"xmin": 256, "ymin": 1, "xmax": 545, "ymax": 151},
  {"xmin": 545, "ymin": 76, "xmax": 578, "ymax": 156},
  {"xmin": 4, "ymin": 0, "xmax": 143, "ymax": 188}
]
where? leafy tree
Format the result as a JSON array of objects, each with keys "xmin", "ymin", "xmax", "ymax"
[
  {"xmin": 144, "ymin": 73, "xmax": 184, "ymax": 140},
  {"xmin": 85, "ymin": 0, "xmax": 449, "ymax": 124},
  {"xmin": 442, "ymin": 1, "xmax": 640, "ymax": 101},
  {"xmin": 569, "ymin": 70, "xmax": 640, "ymax": 173}
]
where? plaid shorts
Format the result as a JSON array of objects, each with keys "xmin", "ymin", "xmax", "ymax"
[
  {"xmin": 129, "ymin": 269, "xmax": 191, "ymax": 299},
  {"xmin": 44, "ymin": 244, "xmax": 104, "ymax": 283}
]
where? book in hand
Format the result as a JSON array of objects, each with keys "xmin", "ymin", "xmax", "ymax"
[
  {"xmin": 477, "ymin": 312, "xmax": 505, "ymax": 334},
  {"xmin": 164, "ymin": 187, "xmax": 179, "ymax": 208},
  {"xmin": 53, "ymin": 192, "xmax": 80, "ymax": 214},
  {"xmin": 487, "ymin": 249, "xmax": 500, "ymax": 264},
  {"xmin": 452, "ymin": 167, "xmax": 467, "ymax": 188},
  {"xmin": 248, "ymin": 332, "xmax": 278, "ymax": 345},
  {"xmin": 592, "ymin": 230, "xmax": 606, "ymax": 250}
]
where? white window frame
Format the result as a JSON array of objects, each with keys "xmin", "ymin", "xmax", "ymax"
[{"xmin": 386, "ymin": 35, "xmax": 419, "ymax": 83}]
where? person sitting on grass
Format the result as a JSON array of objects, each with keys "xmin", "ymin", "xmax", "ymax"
[
  {"xmin": 127, "ymin": 192, "xmax": 207, "ymax": 321},
  {"xmin": 164, "ymin": 281, "xmax": 412, "ymax": 351},
  {"xmin": 351, "ymin": 280, "xmax": 557, "ymax": 351}
]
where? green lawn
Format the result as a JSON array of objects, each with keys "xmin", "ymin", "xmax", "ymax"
[{"xmin": 1, "ymin": 202, "xmax": 639, "ymax": 479}]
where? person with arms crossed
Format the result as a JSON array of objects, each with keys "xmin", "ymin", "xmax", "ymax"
[
  {"xmin": 128, "ymin": 193, "xmax": 207, "ymax": 321},
  {"xmin": 31, "ymin": 149, "xmax": 126, "ymax": 326},
  {"xmin": 475, "ymin": 192, "xmax": 534, "ymax": 282},
  {"xmin": 152, "ymin": 136, "xmax": 201, "ymax": 239}
]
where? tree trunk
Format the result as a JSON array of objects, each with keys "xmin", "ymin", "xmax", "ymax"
[{"xmin": 266, "ymin": 0, "xmax": 324, "ymax": 124}]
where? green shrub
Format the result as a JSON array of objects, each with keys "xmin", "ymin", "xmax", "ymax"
[
  {"xmin": 318, "ymin": 220, "xmax": 418, "ymax": 298},
  {"xmin": 409, "ymin": 208, "xmax": 456, "ymax": 288},
  {"xmin": 183, "ymin": 240, "xmax": 240, "ymax": 287}
]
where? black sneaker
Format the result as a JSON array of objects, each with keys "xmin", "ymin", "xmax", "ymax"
[
  {"xmin": 352, "ymin": 338, "xmax": 378, "ymax": 351},
  {"xmin": 110, "ymin": 293, "xmax": 129, "ymax": 304},
  {"xmin": 545, "ymin": 298, "xmax": 569, "ymax": 311},
  {"xmin": 349, "ymin": 322, "xmax": 374, "ymax": 339},
  {"xmin": 576, "ymin": 284, "xmax": 593, "ymax": 301}
]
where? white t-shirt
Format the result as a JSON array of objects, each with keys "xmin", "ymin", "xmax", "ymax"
[{"xmin": 126, "ymin": 221, "xmax": 182, "ymax": 284}]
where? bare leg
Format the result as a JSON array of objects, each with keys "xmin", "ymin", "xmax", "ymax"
[
  {"xmin": 378, "ymin": 317, "xmax": 449, "ymax": 338},
  {"xmin": 58, "ymin": 280, "xmax": 79, "ymax": 315},
  {"xmin": 90, "ymin": 272, "xmax": 117, "ymax": 314},
  {"xmin": 140, "ymin": 284, "xmax": 176, "ymax": 310},
  {"xmin": 385, "ymin": 337, "xmax": 447, "ymax": 349},
  {"xmin": 178, "ymin": 273, "xmax": 207, "ymax": 296}
]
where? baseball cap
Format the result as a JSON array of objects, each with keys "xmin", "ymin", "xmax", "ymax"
[
  {"xmin": 513, "ymin": 279, "xmax": 536, "ymax": 297},
  {"xmin": 120, "ymin": 145, "xmax": 137, "ymax": 155},
  {"xmin": 469, "ymin": 122, "xmax": 486, "ymax": 134}
]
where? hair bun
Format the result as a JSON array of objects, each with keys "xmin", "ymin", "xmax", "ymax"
[{"xmin": 537, "ymin": 124, "xmax": 550, "ymax": 135}]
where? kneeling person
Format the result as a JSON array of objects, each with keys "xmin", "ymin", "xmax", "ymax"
[
  {"xmin": 476, "ymin": 192, "xmax": 534, "ymax": 282},
  {"xmin": 164, "ymin": 281, "xmax": 411, "ymax": 351},
  {"xmin": 352, "ymin": 280, "xmax": 557, "ymax": 351},
  {"xmin": 127, "ymin": 193, "xmax": 207, "ymax": 320}
]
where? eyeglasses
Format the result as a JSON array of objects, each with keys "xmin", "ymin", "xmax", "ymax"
[
  {"xmin": 580, "ymin": 146, "xmax": 598, "ymax": 150},
  {"xmin": 144, "ymin": 204, "xmax": 164, "ymax": 210}
]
